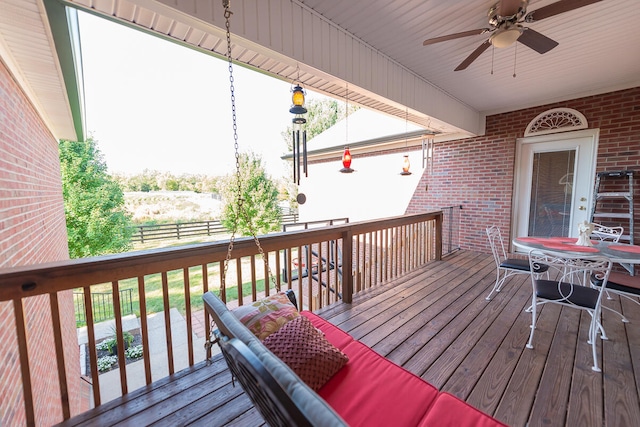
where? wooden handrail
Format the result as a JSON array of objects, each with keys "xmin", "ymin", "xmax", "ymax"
[{"xmin": 0, "ymin": 211, "xmax": 442, "ymax": 423}]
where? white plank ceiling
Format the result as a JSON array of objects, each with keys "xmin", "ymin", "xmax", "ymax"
[{"xmin": 3, "ymin": 0, "xmax": 640, "ymax": 139}]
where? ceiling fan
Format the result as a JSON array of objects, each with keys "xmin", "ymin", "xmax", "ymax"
[{"xmin": 422, "ymin": 0, "xmax": 603, "ymax": 71}]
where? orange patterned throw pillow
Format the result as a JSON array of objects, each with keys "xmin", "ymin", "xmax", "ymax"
[
  {"xmin": 263, "ymin": 315, "xmax": 349, "ymax": 391},
  {"xmin": 231, "ymin": 292, "xmax": 300, "ymax": 340}
]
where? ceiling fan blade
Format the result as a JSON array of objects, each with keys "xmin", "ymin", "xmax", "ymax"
[
  {"xmin": 525, "ymin": 0, "xmax": 602, "ymax": 22},
  {"xmin": 518, "ymin": 28, "xmax": 559, "ymax": 54},
  {"xmin": 454, "ymin": 40, "xmax": 491, "ymax": 71},
  {"xmin": 423, "ymin": 29, "xmax": 488, "ymax": 46}
]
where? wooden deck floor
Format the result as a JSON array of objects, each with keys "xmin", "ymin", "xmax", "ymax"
[{"xmin": 61, "ymin": 250, "xmax": 640, "ymax": 427}]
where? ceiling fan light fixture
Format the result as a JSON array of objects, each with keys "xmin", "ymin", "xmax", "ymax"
[{"xmin": 490, "ymin": 27, "xmax": 523, "ymax": 48}]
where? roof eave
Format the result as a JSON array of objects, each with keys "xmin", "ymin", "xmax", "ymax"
[{"xmin": 44, "ymin": 0, "xmax": 85, "ymax": 141}]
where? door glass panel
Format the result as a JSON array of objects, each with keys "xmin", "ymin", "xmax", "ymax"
[{"xmin": 528, "ymin": 150, "xmax": 575, "ymax": 236}]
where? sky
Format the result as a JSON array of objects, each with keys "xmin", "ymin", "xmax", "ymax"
[{"xmin": 78, "ymin": 12, "xmax": 328, "ymax": 179}]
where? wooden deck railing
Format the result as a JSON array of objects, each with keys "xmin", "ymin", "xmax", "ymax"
[{"xmin": 0, "ymin": 211, "xmax": 442, "ymax": 424}]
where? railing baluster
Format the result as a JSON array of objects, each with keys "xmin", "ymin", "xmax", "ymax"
[
  {"xmin": 250, "ymin": 255, "xmax": 257, "ymax": 302},
  {"xmin": 13, "ymin": 298, "xmax": 35, "ymax": 426},
  {"xmin": 411, "ymin": 223, "xmax": 416, "ymax": 269},
  {"xmin": 366, "ymin": 231, "xmax": 373, "ymax": 288},
  {"xmin": 82, "ymin": 286, "xmax": 100, "ymax": 406},
  {"xmin": 161, "ymin": 272, "xmax": 175, "ymax": 375},
  {"xmin": 274, "ymin": 250, "xmax": 281, "ymax": 294},
  {"xmin": 404, "ymin": 225, "xmax": 408, "ymax": 273},
  {"xmin": 183, "ymin": 267, "xmax": 194, "ymax": 366},
  {"xmin": 382, "ymin": 228, "xmax": 386, "ymax": 282},
  {"xmin": 378, "ymin": 229, "xmax": 383, "ymax": 286},
  {"xmin": 296, "ymin": 246, "xmax": 303, "ymax": 309},
  {"xmin": 322, "ymin": 240, "xmax": 328, "ymax": 306},
  {"xmin": 334, "ymin": 239, "xmax": 341, "ymax": 299},
  {"xmin": 341, "ymin": 231, "xmax": 353, "ymax": 303},
  {"xmin": 111, "ymin": 281, "xmax": 128, "ymax": 396},
  {"xmin": 352, "ymin": 237, "xmax": 356, "ymax": 293},
  {"xmin": 263, "ymin": 254, "xmax": 270, "ymax": 297},
  {"xmin": 372, "ymin": 230, "xmax": 378, "ymax": 287},
  {"xmin": 49, "ymin": 292, "xmax": 70, "ymax": 420},
  {"xmin": 137, "ymin": 276, "xmax": 152, "ymax": 385},
  {"xmin": 236, "ymin": 258, "xmax": 243, "ymax": 307},
  {"xmin": 419, "ymin": 222, "xmax": 423, "ymax": 263},
  {"xmin": 306, "ymin": 243, "xmax": 312, "ymax": 310},
  {"xmin": 202, "ymin": 263, "xmax": 212, "ymax": 360},
  {"xmin": 387, "ymin": 228, "xmax": 394, "ymax": 280},
  {"xmin": 396, "ymin": 226, "xmax": 401, "ymax": 278}
]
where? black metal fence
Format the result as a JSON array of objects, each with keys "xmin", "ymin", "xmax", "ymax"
[{"xmin": 74, "ymin": 288, "xmax": 135, "ymax": 324}]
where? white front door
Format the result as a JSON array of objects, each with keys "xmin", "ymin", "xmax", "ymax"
[{"xmin": 513, "ymin": 129, "xmax": 598, "ymax": 244}]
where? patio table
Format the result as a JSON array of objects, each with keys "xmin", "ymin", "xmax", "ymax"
[{"xmin": 513, "ymin": 236, "xmax": 640, "ymax": 266}]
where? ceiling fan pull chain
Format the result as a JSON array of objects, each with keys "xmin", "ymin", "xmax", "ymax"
[
  {"xmin": 491, "ymin": 45, "xmax": 495, "ymax": 75},
  {"xmin": 513, "ymin": 42, "xmax": 517, "ymax": 78}
]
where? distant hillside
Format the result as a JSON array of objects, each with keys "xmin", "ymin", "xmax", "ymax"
[{"xmin": 125, "ymin": 191, "xmax": 222, "ymax": 224}]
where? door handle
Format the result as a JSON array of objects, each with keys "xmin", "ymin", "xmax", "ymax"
[
  {"xmin": 579, "ymin": 206, "xmax": 586, "ymax": 210},
  {"xmin": 580, "ymin": 197, "xmax": 587, "ymax": 201}
]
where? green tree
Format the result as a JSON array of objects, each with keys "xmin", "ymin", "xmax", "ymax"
[
  {"xmin": 165, "ymin": 178, "xmax": 180, "ymax": 191},
  {"xmin": 218, "ymin": 152, "xmax": 281, "ymax": 236},
  {"xmin": 59, "ymin": 137, "xmax": 133, "ymax": 258}
]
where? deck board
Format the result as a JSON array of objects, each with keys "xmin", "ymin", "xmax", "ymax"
[{"xmin": 59, "ymin": 251, "xmax": 640, "ymax": 427}]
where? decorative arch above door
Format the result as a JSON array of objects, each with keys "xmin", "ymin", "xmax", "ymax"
[{"xmin": 524, "ymin": 108, "xmax": 588, "ymax": 137}]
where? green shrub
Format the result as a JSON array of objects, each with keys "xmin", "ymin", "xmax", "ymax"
[{"xmin": 97, "ymin": 328, "xmax": 135, "ymax": 355}]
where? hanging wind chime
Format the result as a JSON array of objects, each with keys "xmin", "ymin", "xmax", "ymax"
[
  {"xmin": 400, "ymin": 107, "xmax": 412, "ymax": 176},
  {"xmin": 422, "ymin": 130, "xmax": 435, "ymax": 192},
  {"xmin": 290, "ymin": 82, "xmax": 308, "ymax": 186}
]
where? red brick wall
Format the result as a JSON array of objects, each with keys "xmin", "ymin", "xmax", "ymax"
[
  {"xmin": 0, "ymin": 60, "xmax": 82, "ymax": 425},
  {"xmin": 406, "ymin": 87, "xmax": 640, "ymax": 254}
]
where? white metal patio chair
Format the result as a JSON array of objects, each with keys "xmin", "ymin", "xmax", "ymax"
[
  {"xmin": 485, "ymin": 226, "xmax": 548, "ymax": 301},
  {"xmin": 587, "ymin": 223, "xmax": 638, "ymax": 322},
  {"xmin": 526, "ymin": 249, "xmax": 612, "ymax": 372},
  {"xmin": 590, "ymin": 223, "xmax": 624, "ymax": 243}
]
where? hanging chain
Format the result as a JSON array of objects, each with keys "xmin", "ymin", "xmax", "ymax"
[{"xmin": 221, "ymin": 0, "xmax": 278, "ymax": 298}]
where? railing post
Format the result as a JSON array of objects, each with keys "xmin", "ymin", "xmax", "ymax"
[
  {"xmin": 139, "ymin": 226, "xmax": 144, "ymax": 244},
  {"xmin": 341, "ymin": 229, "xmax": 353, "ymax": 303},
  {"xmin": 176, "ymin": 223, "xmax": 181, "ymax": 239}
]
